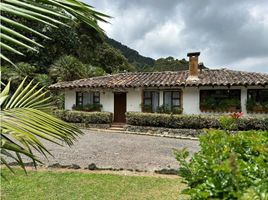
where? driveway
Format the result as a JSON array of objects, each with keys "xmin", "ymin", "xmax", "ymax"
[{"xmin": 40, "ymin": 129, "xmax": 200, "ymax": 171}]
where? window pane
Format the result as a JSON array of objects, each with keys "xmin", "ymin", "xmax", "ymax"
[
  {"xmin": 172, "ymin": 99, "xmax": 180, "ymax": 106},
  {"xmin": 200, "ymin": 90, "xmax": 241, "ymax": 111},
  {"xmin": 144, "ymin": 91, "xmax": 151, "ymax": 98},
  {"xmin": 94, "ymin": 92, "xmax": 100, "ymax": 97},
  {"xmin": 94, "ymin": 97, "xmax": 100, "ymax": 103},
  {"xmin": 173, "ymin": 92, "xmax": 180, "ymax": 98},
  {"xmin": 83, "ymin": 92, "xmax": 92, "ymax": 105},
  {"xmin": 144, "ymin": 99, "xmax": 151, "ymax": 105},
  {"xmin": 76, "ymin": 92, "xmax": 83, "ymax": 105},
  {"xmin": 152, "ymin": 92, "xmax": 159, "ymax": 112},
  {"xmin": 164, "ymin": 92, "xmax": 172, "ymax": 109}
]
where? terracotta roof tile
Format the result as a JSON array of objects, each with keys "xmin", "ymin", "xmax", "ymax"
[{"xmin": 49, "ymin": 69, "xmax": 268, "ymax": 89}]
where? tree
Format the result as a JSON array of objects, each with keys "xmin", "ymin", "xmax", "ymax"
[
  {"xmin": 1, "ymin": 79, "xmax": 82, "ymax": 173},
  {"xmin": 49, "ymin": 55, "xmax": 90, "ymax": 82},
  {"xmin": 92, "ymin": 43, "xmax": 136, "ymax": 73},
  {"xmin": 153, "ymin": 57, "xmax": 189, "ymax": 72},
  {"xmin": 0, "ymin": 0, "xmax": 110, "ymax": 65}
]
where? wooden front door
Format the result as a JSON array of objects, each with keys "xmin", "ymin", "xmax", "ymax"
[{"xmin": 114, "ymin": 92, "xmax": 126, "ymax": 123}]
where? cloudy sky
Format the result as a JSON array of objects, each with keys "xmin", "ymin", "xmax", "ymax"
[{"xmin": 88, "ymin": 0, "xmax": 268, "ymax": 73}]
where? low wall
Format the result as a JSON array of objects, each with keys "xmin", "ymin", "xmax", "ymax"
[{"xmin": 124, "ymin": 125, "xmax": 205, "ymax": 138}]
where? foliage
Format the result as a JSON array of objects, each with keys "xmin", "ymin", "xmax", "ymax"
[
  {"xmin": 0, "ymin": 0, "xmax": 110, "ymax": 65},
  {"xmin": 175, "ymin": 130, "xmax": 268, "ymax": 199},
  {"xmin": 247, "ymin": 98, "xmax": 268, "ymax": 113},
  {"xmin": 126, "ymin": 112, "xmax": 268, "ymax": 130},
  {"xmin": 49, "ymin": 55, "xmax": 92, "ymax": 82},
  {"xmin": 156, "ymin": 104, "xmax": 172, "ymax": 114},
  {"xmin": 0, "ymin": 79, "xmax": 82, "ymax": 174},
  {"xmin": 54, "ymin": 110, "xmax": 113, "ymax": 124},
  {"xmin": 106, "ymin": 37, "xmax": 155, "ymax": 70},
  {"xmin": 92, "ymin": 43, "xmax": 136, "ymax": 73},
  {"xmin": 72, "ymin": 103, "xmax": 103, "ymax": 112},
  {"xmin": 153, "ymin": 57, "xmax": 189, "ymax": 72},
  {"xmin": 156, "ymin": 104, "xmax": 183, "ymax": 114},
  {"xmin": 219, "ymin": 112, "xmax": 243, "ymax": 131},
  {"xmin": 126, "ymin": 112, "xmax": 220, "ymax": 129},
  {"xmin": 1, "ymin": 62, "xmax": 53, "ymax": 90}
]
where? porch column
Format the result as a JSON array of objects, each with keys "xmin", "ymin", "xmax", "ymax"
[
  {"xmin": 159, "ymin": 91, "xmax": 164, "ymax": 106},
  {"xmin": 241, "ymin": 87, "xmax": 247, "ymax": 114}
]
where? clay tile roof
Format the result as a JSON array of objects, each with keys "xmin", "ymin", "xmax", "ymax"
[{"xmin": 48, "ymin": 69, "xmax": 268, "ymax": 89}]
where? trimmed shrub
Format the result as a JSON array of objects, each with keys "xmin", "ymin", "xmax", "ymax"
[
  {"xmin": 54, "ymin": 110, "xmax": 113, "ymax": 124},
  {"xmin": 126, "ymin": 112, "xmax": 268, "ymax": 130},
  {"xmin": 175, "ymin": 130, "xmax": 268, "ymax": 199},
  {"xmin": 126, "ymin": 112, "xmax": 220, "ymax": 129}
]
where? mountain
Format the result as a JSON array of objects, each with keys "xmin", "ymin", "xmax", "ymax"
[
  {"xmin": 106, "ymin": 37, "xmax": 197, "ymax": 72},
  {"xmin": 106, "ymin": 38, "xmax": 155, "ymax": 70}
]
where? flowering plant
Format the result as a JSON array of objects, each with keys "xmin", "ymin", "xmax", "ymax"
[{"xmin": 230, "ymin": 112, "xmax": 243, "ymax": 119}]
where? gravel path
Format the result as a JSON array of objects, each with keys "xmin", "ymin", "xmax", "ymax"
[{"xmin": 39, "ymin": 129, "xmax": 200, "ymax": 171}]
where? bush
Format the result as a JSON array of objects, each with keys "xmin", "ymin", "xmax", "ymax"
[
  {"xmin": 54, "ymin": 110, "xmax": 113, "ymax": 124},
  {"xmin": 126, "ymin": 112, "xmax": 220, "ymax": 129},
  {"xmin": 126, "ymin": 112, "xmax": 268, "ymax": 131},
  {"xmin": 72, "ymin": 103, "xmax": 103, "ymax": 112},
  {"xmin": 175, "ymin": 130, "xmax": 268, "ymax": 199}
]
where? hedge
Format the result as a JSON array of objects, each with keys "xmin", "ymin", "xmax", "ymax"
[
  {"xmin": 54, "ymin": 110, "xmax": 113, "ymax": 124},
  {"xmin": 126, "ymin": 112, "xmax": 268, "ymax": 131}
]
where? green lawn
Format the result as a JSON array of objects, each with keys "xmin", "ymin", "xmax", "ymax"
[{"xmin": 1, "ymin": 168, "xmax": 188, "ymax": 200}]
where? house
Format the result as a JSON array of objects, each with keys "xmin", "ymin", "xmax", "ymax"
[{"xmin": 49, "ymin": 52, "xmax": 268, "ymax": 123}]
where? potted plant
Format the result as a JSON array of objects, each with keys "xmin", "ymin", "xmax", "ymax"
[
  {"xmin": 262, "ymin": 101, "xmax": 268, "ymax": 113},
  {"xmin": 141, "ymin": 103, "xmax": 153, "ymax": 113},
  {"xmin": 200, "ymin": 97, "xmax": 217, "ymax": 112},
  {"xmin": 253, "ymin": 102, "xmax": 264, "ymax": 113},
  {"xmin": 172, "ymin": 107, "xmax": 183, "ymax": 114},
  {"xmin": 226, "ymin": 99, "xmax": 241, "ymax": 112}
]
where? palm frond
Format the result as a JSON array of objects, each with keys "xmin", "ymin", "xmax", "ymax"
[
  {"xmin": 0, "ymin": 78, "xmax": 83, "ymax": 172},
  {"xmin": 0, "ymin": 0, "xmax": 111, "ymax": 65}
]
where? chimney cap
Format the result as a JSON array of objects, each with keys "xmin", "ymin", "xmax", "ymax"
[{"xmin": 187, "ymin": 52, "xmax": 200, "ymax": 57}]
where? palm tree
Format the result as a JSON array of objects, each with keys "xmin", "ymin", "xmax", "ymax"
[
  {"xmin": 0, "ymin": 1, "xmax": 110, "ymax": 173},
  {"xmin": 1, "ymin": 78, "xmax": 83, "ymax": 172},
  {"xmin": 0, "ymin": 0, "xmax": 110, "ymax": 65}
]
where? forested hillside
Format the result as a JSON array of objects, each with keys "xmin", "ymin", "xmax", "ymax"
[
  {"xmin": 106, "ymin": 38, "xmax": 155, "ymax": 70},
  {"xmin": 2, "ymin": 17, "xmax": 195, "ymax": 91}
]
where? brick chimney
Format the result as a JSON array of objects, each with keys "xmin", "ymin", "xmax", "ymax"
[{"xmin": 186, "ymin": 52, "xmax": 200, "ymax": 81}]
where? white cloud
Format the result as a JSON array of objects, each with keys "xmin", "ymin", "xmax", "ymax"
[{"xmin": 87, "ymin": 0, "xmax": 268, "ymax": 73}]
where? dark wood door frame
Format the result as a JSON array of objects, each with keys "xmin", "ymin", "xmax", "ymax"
[{"xmin": 114, "ymin": 92, "xmax": 127, "ymax": 123}]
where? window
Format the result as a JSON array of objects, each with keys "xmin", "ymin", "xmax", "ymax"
[
  {"xmin": 200, "ymin": 89, "xmax": 241, "ymax": 112},
  {"xmin": 163, "ymin": 91, "xmax": 182, "ymax": 111},
  {"xmin": 247, "ymin": 89, "xmax": 268, "ymax": 113},
  {"xmin": 76, "ymin": 92, "xmax": 100, "ymax": 106},
  {"xmin": 143, "ymin": 91, "xmax": 159, "ymax": 112}
]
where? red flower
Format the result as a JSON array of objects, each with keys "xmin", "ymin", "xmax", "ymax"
[{"xmin": 230, "ymin": 112, "xmax": 243, "ymax": 119}]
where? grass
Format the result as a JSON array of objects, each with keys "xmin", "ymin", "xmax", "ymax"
[{"xmin": 1, "ymin": 168, "xmax": 188, "ymax": 200}]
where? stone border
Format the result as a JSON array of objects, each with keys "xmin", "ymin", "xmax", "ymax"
[
  {"xmin": 124, "ymin": 125, "xmax": 203, "ymax": 140},
  {"xmin": 70, "ymin": 123, "xmax": 111, "ymax": 129},
  {"xmin": 7, "ymin": 162, "xmax": 178, "ymax": 175},
  {"xmin": 87, "ymin": 127, "xmax": 199, "ymax": 140}
]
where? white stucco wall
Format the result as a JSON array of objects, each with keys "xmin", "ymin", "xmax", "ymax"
[
  {"xmin": 100, "ymin": 90, "xmax": 114, "ymax": 113},
  {"xmin": 182, "ymin": 87, "xmax": 201, "ymax": 114},
  {"xmin": 64, "ymin": 89, "xmax": 76, "ymax": 110},
  {"xmin": 64, "ymin": 86, "xmax": 268, "ymax": 115},
  {"xmin": 126, "ymin": 88, "xmax": 142, "ymax": 112}
]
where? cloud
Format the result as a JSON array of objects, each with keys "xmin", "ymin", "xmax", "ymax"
[{"xmin": 88, "ymin": 0, "xmax": 268, "ymax": 73}]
